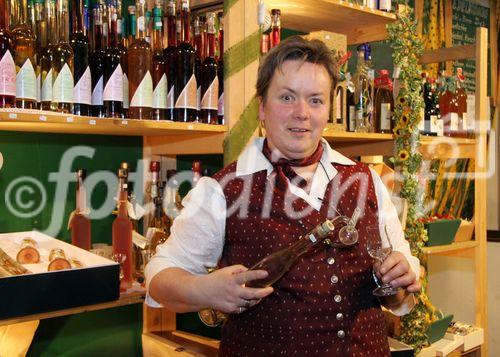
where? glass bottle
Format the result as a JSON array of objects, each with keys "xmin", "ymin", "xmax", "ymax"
[
  {"xmin": 163, "ymin": 0, "xmax": 176, "ymax": 121},
  {"xmin": 353, "ymin": 45, "xmax": 370, "ymax": 133},
  {"xmin": 70, "ymin": 169, "xmax": 91, "ymax": 250},
  {"xmin": 112, "ymin": 167, "xmax": 134, "ymax": 291},
  {"xmin": 423, "ymin": 76, "xmax": 437, "ymax": 135},
  {"xmin": 128, "ymin": 0, "xmax": 152, "ymax": 119},
  {"xmin": 27, "ymin": 0, "xmax": 36, "ymax": 32},
  {"xmin": 151, "ymin": 0, "xmax": 167, "ymax": 120},
  {"xmin": 103, "ymin": 3, "xmax": 124, "ymax": 118},
  {"xmin": 378, "ymin": 0, "xmax": 391, "ymax": 11},
  {"xmin": 334, "ymin": 85, "xmax": 344, "ymax": 125},
  {"xmin": 216, "ymin": 11, "xmax": 224, "ymax": 124},
  {"xmin": 174, "ymin": 0, "xmax": 197, "ymax": 122},
  {"xmin": 127, "ymin": 5, "xmax": 136, "ymax": 47},
  {"xmin": 193, "ymin": 15, "xmax": 203, "ymax": 121},
  {"xmin": 0, "ymin": 0, "xmax": 16, "ymax": 108},
  {"xmin": 89, "ymin": 5, "xmax": 106, "ymax": 117},
  {"xmin": 192, "ymin": 160, "xmax": 202, "ymax": 188},
  {"xmin": 455, "ymin": 67, "xmax": 468, "ymax": 137},
  {"xmin": 345, "ymin": 72, "xmax": 355, "ymax": 132},
  {"xmin": 270, "ymin": 9, "xmax": 281, "ymax": 49},
  {"xmin": 164, "ymin": 169, "xmax": 182, "ymax": 224},
  {"xmin": 34, "ymin": 0, "xmax": 46, "ymax": 108},
  {"xmin": 438, "ymin": 72, "xmax": 458, "ymax": 137},
  {"xmin": 199, "ymin": 12, "xmax": 218, "ymax": 124},
  {"xmin": 117, "ymin": 0, "xmax": 128, "ymax": 118},
  {"xmin": 52, "ymin": 0, "xmax": 74, "ymax": 113},
  {"xmin": 373, "ymin": 69, "xmax": 394, "ymax": 133},
  {"xmin": 364, "ymin": 43, "xmax": 375, "ymax": 131},
  {"xmin": 149, "ymin": 181, "xmax": 170, "ymax": 254},
  {"xmin": 40, "ymin": 0, "xmax": 55, "ymax": 111},
  {"xmin": 12, "ymin": 0, "xmax": 37, "ymax": 109},
  {"xmin": 70, "ymin": 0, "xmax": 91, "ymax": 116}
]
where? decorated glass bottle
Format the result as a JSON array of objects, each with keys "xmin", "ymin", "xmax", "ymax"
[{"xmin": 0, "ymin": 0, "xmax": 16, "ymax": 108}]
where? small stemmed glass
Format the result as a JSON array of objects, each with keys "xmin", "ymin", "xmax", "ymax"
[{"xmin": 366, "ymin": 224, "xmax": 401, "ymax": 297}]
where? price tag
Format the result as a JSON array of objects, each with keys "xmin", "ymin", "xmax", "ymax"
[
  {"xmin": 187, "ymin": 124, "xmax": 194, "ymax": 130},
  {"xmin": 121, "ymin": 120, "xmax": 128, "ymax": 125},
  {"xmin": 39, "ymin": 115, "xmax": 47, "ymax": 122},
  {"xmin": 89, "ymin": 119, "xmax": 96, "ymax": 125},
  {"xmin": 66, "ymin": 117, "xmax": 74, "ymax": 123},
  {"xmin": 8, "ymin": 113, "xmax": 17, "ymax": 119}
]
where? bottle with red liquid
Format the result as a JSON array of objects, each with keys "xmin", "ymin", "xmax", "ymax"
[
  {"xmin": 151, "ymin": 1, "xmax": 167, "ymax": 120},
  {"xmin": 163, "ymin": 0, "xmax": 176, "ymax": 121},
  {"xmin": 0, "ymin": 0, "xmax": 16, "ymax": 108},
  {"xmin": 216, "ymin": 11, "xmax": 224, "ymax": 124},
  {"xmin": 112, "ymin": 166, "xmax": 134, "ymax": 291},
  {"xmin": 373, "ymin": 70, "xmax": 394, "ymax": 133},
  {"xmin": 89, "ymin": 5, "xmax": 106, "ymax": 117},
  {"xmin": 270, "ymin": 9, "xmax": 281, "ymax": 49},
  {"xmin": 70, "ymin": 169, "xmax": 91, "ymax": 251},
  {"xmin": 455, "ymin": 67, "xmax": 468, "ymax": 137},
  {"xmin": 437, "ymin": 71, "xmax": 459, "ymax": 137},
  {"xmin": 200, "ymin": 13, "xmax": 218, "ymax": 124},
  {"xmin": 193, "ymin": 15, "xmax": 204, "ymax": 121}
]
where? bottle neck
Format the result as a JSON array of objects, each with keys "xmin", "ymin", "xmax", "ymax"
[
  {"xmin": 18, "ymin": 0, "xmax": 28, "ymax": 25},
  {"xmin": 93, "ymin": 9, "xmax": 102, "ymax": 50},
  {"xmin": 271, "ymin": 16, "xmax": 280, "ymax": 47},
  {"xmin": 153, "ymin": 16, "xmax": 163, "ymax": 50},
  {"xmin": 206, "ymin": 32, "xmax": 215, "ymax": 58},
  {"xmin": 194, "ymin": 30, "xmax": 202, "ymax": 58},
  {"xmin": 136, "ymin": 3, "xmax": 146, "ymax": 40},
  {"xmin": 47, "ymin": 0, "xmax": 57, "ymax": 45},
  {"xmin": 73, "ymin": 0, "xmax": 84, "ymax": 33},
  {"xmin": 35, "ymin": 3, "xmax": 47, "ymax": 51},
  {"xmin": 181, "ymin": 5, "xmax": 190, "ymax": 43},
  {"xmin": 76, "ymin": 177, "xmax": 87, "ymax": 213},
  {"xmin": 57, "ymin": 0, "xmax": 68, "ymax": 43},
  {"xmin": 109, "ymin": 8, "xmax": 118, "ymax": 47},
  {"xmin": 117, "ymin": 189, "xmax": 129, "ymax": 218},
  {"xmin": 166, "ymin": 2, "xmax": 176, "ymax": 47},
  {"xmin": 218, "ymin": 28, "xmax": 223, "ymax": 60}
]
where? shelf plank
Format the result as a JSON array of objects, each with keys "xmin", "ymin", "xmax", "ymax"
[
  {"xmin": 419, "ymin": 136, "xmax": 476, "ymax": 159},
  {"xmin": 419, "ymin": 44, "xmax": 476, "ymax": 65},
  {"xmin": 422, "ymin": 241, "xmax": 479, "ymax": 255},
  {"xmin": 0, "ymin": 291, "xmax": 145, "ymax": 327},
  {"xmin": 0, "ymin": 109, "xmax": 227, "ymax": 137},
  {"xmin": 265, "ymin": 0, "xmax": 396, "ymax": 44},
  {"xmin": 322, "ymin": 129, "xmax": 394, "ymax": 156}
]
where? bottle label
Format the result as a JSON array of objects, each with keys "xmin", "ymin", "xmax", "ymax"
[
  {"xmin": 92, "ymin": 75, "xmax": 104, "ymax": 105},
  {"xmin": 130, "ymin": 71, "xmax": 153, "ymax": 108},
  {"xmin": 138, "ymin": 16, "xmax": 145, "ymax": 32},
  {"xmin": 16, "ymin": 58, "xmax": 37, "ymax": 100},
  {"xmin": 379, "ymin": 0, "xmax": 391, "ymax": 10},
  {"xmin": 53, "ymin": 63, "xmax": 74, "ymax": 103},
  {"xmin": 462, "ymin": 113, "xmax": 468, "ymax": 132},
  {"xmin": 103, "ymin": 64, "xmax": 124, "ymax": 102},
  {"xmin": 123, "ymin": 73, "xmax": 129, "ymax": 109},
  {"xmin": 436, "ymin": 118, "xmax": 444, "ymax": 136},
  {"xmin": 175, "ymin": 73, "xmax": 197, "ymax": 110},
  {"xmin": 0, "ymin": 50, "xmax": 16, "ymax": 96},
  {"xmin": 36, "ymin": 72, "xmax": 41, "ymax": 102},
  {"xmin": 450, "ymin": 112, "xmax": 459, "ymax": 131},
  {"xmin": 153, "ymin": 73, "xmax": 168, "ymax": 109},
  {"xmin": 74, "ymin": 66, "xmax": 92, "ymax": 105},
  {"xmin": 218, "ymin": 91, "xmax": 224, "ymax": 116},
  {"xmin": 349, "ymin": 105, "xmax": 355, "ymax": 131},
  {"xmin": 166, "ymin": 84, "xmax": 174, "ymax": 109},
  {"xmin": 418, "ymin": 108, "xmax": 425, "ymax": 131},
  {"xmin": 201, "ymin": 77, "xmax": 219, "ymax": 111},
  {"xmin": 42, "ymin": 69, "xmax": 53, "ymax": 102},
  {"xmin": 430, "ymin": 115, "xmax": 438, "ymax": 134},
  {"xmin": 380, "ymin": 103, "xmax": 392, "ymax": 130}
]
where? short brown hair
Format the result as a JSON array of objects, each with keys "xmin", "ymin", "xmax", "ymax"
[{"xmin": 256, "ymin": 36, "xmax": 339, "ymax": 102}]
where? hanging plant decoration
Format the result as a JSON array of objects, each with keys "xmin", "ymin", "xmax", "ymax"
[{"xmin": 387, "ymin": 5, "xmax": 438, "ymax": 352}]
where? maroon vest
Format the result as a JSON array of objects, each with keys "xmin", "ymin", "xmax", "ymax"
[{"xmin": 213, "ymin": 160, "xmax": 390, "ymax": 357}]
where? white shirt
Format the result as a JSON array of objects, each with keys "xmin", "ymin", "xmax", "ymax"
[{"xmin": 146, "ymin": 138, "xmax": 420, "ymax": 314}]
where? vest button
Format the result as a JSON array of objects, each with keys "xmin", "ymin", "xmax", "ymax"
[
  {"xmin": 336, "ymin": 313, "xmax": 343, "ymax": 321},
  {"xmin": 337, "ymin": 330, "xmax": 345, "ymax": 338},
  {"xmin": 334, "ymin": 295, "xmax": 342, "ymax": 303},
  {"xmin": 327, "ymin": 257, "xmax": 335, "ymax": 265},
  {"xmin": 330, "ymin": 275, "xmax": 339, "ymax": 284}
]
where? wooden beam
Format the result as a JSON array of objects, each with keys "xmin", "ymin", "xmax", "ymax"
[
  {"xmin": 490, "ymin": 0, "xmax": 498, "ymax": 106},
  {"xmin": 414, "ymin": 0, "xmax": 424, "ymax": 36},
  {"xmin": 419, "ymin": 44, "xmax": 476, "ymax": 65}
]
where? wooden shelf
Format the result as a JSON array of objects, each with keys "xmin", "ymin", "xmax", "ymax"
[
  {"xmin": 322, "ymin": 129, "xmax": 394, "ymax": 142},
  {"xmin": 265, "ymin": 0, "xmax": 396, "ymax": 44},
  {"xmin": 419, "ymin": 136, "xmax": 477, "ymax": 159},
  {"xmin": 0, "ymin": 290, "xmax": 145, "ymax": 326},
  {"xmin": 0, "ymin": 109, "xmax": 227, "ymax": 137},
  {"xmin": 422, "ymin": 241, "xmax": 479, "ymax": 255},
  {"xmin": 322, "ymin": 129, "xmax": 394, "ymax": 156}
]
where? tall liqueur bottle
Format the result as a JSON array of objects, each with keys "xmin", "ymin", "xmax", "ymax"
[
  {"xmin": 128, "ymin": 0, "xmax": 153, "ymax": 119},
  {"xmin": 423, "ymin": 76, "xmax": 438, "ymax": 135},
  {"xmin": 270, "ymin": 9, "xmax": 281, "ymax": 49},
  {"xmin": 455, "ymin": 67, "xmax": 467, "ymax": 137},
  {"xmin": 70, "ymin": 169, "xmax": 91, "ymax": 250},
  {"xmin": 438, "ymin": 71, "xmax": 458, "ymax": 137},
  {"xmin": 200, "ymin": 13, "xmax": 218, "ymax": 124},
  {"xmin": 151, "ymin": 0, "xmax": 167, "ymax": 120},
  {"xmin": 112, "ymin": 167, "xmax": 134, "ymax": 291},
  {"xmin": 174, "ymin": 0, "xmax": 197, "ymax": 122},
  {"xmin": 89, "ymin": 5, "xmax": 106, "ymax": 117},
  {"xmin": 163, "ymin": 0, "xmax": 176, "ymax": 121},
  {"xmin": 34, "ymin": 0, "xmax": 46, "ymax": 108},
  {"xmin": 373, "ymin": 70, "xmax": 394, "ymax": 133},
  {"xmin": 216, "ymin": 11, "xmax": 224, "ymax": 124},
  {"xmin": 0, "ymin": 0, "xmax": 16, "ymax": 108},
  {"xmin": 103, "ymin": 3, "xmax": 124, "ymax": 118},
  {"xmin": 52, "ymin": 0, "xmax": 74, "ymax": 113},
  {"xmin": 345, "ymin": 72, "xmax": 355, "ymax": 132},
  {"xmin": 193, "ymin": 15, "xmax": 203, "ymax": 121},
  {"xmin": 117, "ymin": 0, "xmax": 129, "ymax": 118},
  {"xmin": 40, "ymin": 0, "xmax": 56, "ymax": 110},
  {"xmin": 12, "ymin": 0, "xmax": 37, "ymax": 109},
  {"xmin": 147, "ymin": 161, "xmax": 169, "ymax": 254},
  {"xmin": 353, "ymin": 45, "xmax": 370, "ymax": 133},
  {"xmin": 70, "ymin": 0, "xmax": 91, "ymax": 116},
  {"xmin": 164, "ymin": 169, "xmax": 182, "ymax": 226}
]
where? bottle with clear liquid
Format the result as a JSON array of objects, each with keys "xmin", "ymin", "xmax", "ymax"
[
  {"xmin": 12, "ymin": 0, "xmax": 37, "ymax": 109},
  {"xmin": 353, "ymin": 45, "xmax": 370, "ymax": 133},
  {"xmin": 200, "ymin": 12, "xmax": 218, "ymax": 124},
  {"xmin": 89, "ymin": 5, "xmax": 106, "ymax": 117},
  {"xmin": 52, "ymin": 0, "xmax": 74, "ymax": 113},
  {"xmin": 151, "ymin": 0, "xmax": 167, "ymax": 120},
  {"xmin": 33, "ymin": 0, "xmax": 46, "ymax": 108},
  {"xmin": 0, "ymin": 0, "xmax": 16, "ymax": 108},
  {"xmin": 216, "ymin": 11, "xmax": 224, "ymax": 124},
  {"xmin": 199, "ymin": 219, "xmax": 335, "ymax": 326},
  {"xmin": 40, "ymin": 0, "xmax": 55, "ymax": 111},
  {"xmin": 70, "ymin": 169, "xmax": 91, "ymax": 250},
  {"xmin": 128, "ymin": 0, "xmax": 152, "ymax": 119},
  {"xmin": 70, "ymin": 0, "xmax": 91, "ymax": 116},
  {"xmin": 163, "ymin": 0, "xmax": 176, "ymax": 121}
]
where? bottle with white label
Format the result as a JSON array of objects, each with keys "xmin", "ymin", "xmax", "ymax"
[
  {"xmin": 193, "ymin": 15, "xmax": 203, "ymax": 122},
  {"xmin": 151, "ymin": 1, "xmax": 167, "ymax": 120},
  {"xmin": 104, "ymin": 4, "xmax": 124, "ymax": 118},
  {"xmin": 373, "ymin": 69, "xmax": 394, "ymax": 133},
  {"xmin": 52, "ymin": 0, "xmax": 74, "ymax": 113},
  {"xmin": 200, "ymin": 13, "xmax": 218, "ymax": 124},
  {"xmin": 40, "ymin": 0, "xmax": 56, "ymax": 111},
  {"xmin": 89, "ymin": 5, "xmax": 106, "ymax": 117},
  {"xmin": 378, "ymin": 0, "xmax": 391, "ymax": 12},
  {"xmin": 0, "ymin": 1, "xmax": 16, "ymax": 108},
  {"xmin": 117, "ymin": 0, "xmax": 129, "ymax": 118},
  {"xmin": 12, "ymin": 0, "xmax": 37, "ymax": 109},
  {"xmin": 70, "ymin": 0, "xmax": 91, "ymax": 116},
  {"xmin": 128, "ymin": 0, "xmax": 152, "ymax": 119},
  {"xmin": 174, "ymin": 0, "xmax": 197, "ymax": 122},
  {"xmin": 163, "ymin": 0, "xmax": 176, "ymax": 121}
]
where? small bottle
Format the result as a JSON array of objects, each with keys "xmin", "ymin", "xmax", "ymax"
[
  {"xmin": 151, "ymin": 0, "xmax": 167, "ymax": 120},
  {"xmin": 70, "ymin": 169, "xmax": 91, "ymax": 251},
  {"xmin": 345, "ymin": 73, "xmax": 355, "ymax": 132},
  {"xmin": 373, "ymin": 70, "xmax": 394, "ymax": 133},
  {"xmin": 423, "ymin": 76, "xmax": 438, "ymax": 136},
  {"xmin": 163, "ymin": 0, "xmax": 176, "ymax": 121},
  {"xmin": 216, "ymin": 11, "xmax": 224, "ymax": 125},
  {"xmin": 128, "ymin": 0, "xmax": 153, "ymax": 119},
  {"xmin": 200, "ymin": 12, "xmax": 218, "ymax": 124},
  {"xmin": 192, "ymin": 160, "xmax": 202, "ymax": 188},
  {"xmin": 0, "ymin": 1, "xmax": 16, "ymax": 108},
  {"xmin": 89, "ymin": 5, "xmax": 106, "ymax": 117},
  {"xmin": 270, "ymin": 9, "xmax": 281, "ymax": 49},
  {"xmin": 112, "ymin": 167, "xmax": 134, "ymax": 291}
]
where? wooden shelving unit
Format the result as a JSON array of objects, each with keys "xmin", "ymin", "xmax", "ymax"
[
  {"xmin": 323, "ymin": 129, "xmax": 395, "ymax": 156},
  {"xmin": 422, "ymin": 241, "xmax": 479, "ymax": 256},
  {"xmin": 419, "ymin": 136, "xmax": 477, "ymax": 160}
]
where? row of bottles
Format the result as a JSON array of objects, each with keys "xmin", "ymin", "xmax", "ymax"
[{"xmin": 0, "ymin": 0, "xmax": 224, "ymax": 124}]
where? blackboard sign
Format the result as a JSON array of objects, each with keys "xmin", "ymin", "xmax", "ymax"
[{"xmin": 452, "ymin": 0, "xmax": 490, "ymax": 94}]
